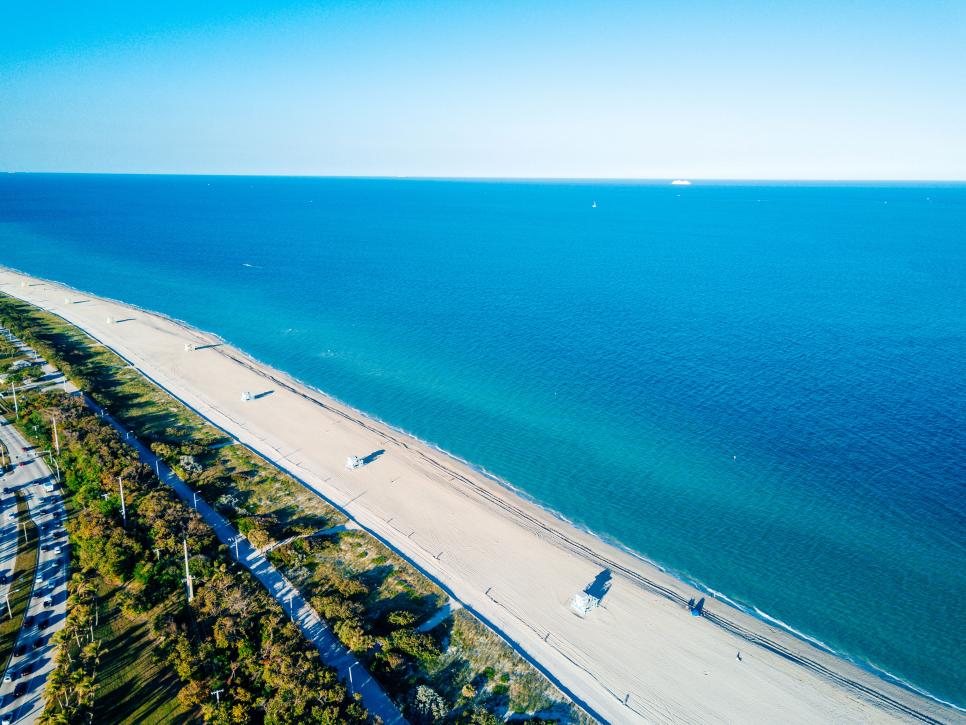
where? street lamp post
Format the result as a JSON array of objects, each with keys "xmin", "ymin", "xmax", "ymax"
[
  {"xmin": 118, "ymin": 477, "xmax": 126, "ymax": 527},
  {"xmin": 183, "ymin": 537, "xmax": 194, "ymax": 602}
]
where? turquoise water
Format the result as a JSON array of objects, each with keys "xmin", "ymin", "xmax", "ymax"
[{"xmin": 1, "ymin": 174, "xmax": 964, "ymax": 707}]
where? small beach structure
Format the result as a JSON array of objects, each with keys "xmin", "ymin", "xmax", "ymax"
[
  {"xmin": 346, "ymin": 455, "xmax": 363, "ymax": 470},
  {"xmin": 240, "ymin": 391, "xmax": 253, "ymax": 402},
  {"xmin": 184, "ymin": 343, "xmax": 194, "ymax": 352},
  {"xmin": 570, "ymin": 591, "xmax": 601, "ymax": 617}
]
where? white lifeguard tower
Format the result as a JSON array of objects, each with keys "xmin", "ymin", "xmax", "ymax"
[
  {"xmin": 240, "ymin": 391, "xmax": 253, "ymax": 402},
  {"xmin": 346, "ymin": 455, "xmax": 363, "ymax": 470},
  {"xmin": 570, "ymin": 591, "xmax": 601, "ymax": 618},
  {"xmin": 106, "ymin": 316, "xmax": 113, "ymax": 324},
  {"xmin": 184, "ymin": 343, "xmax": 194, "ymax": 352}
]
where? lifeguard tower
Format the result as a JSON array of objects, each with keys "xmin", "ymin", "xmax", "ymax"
[
  {"xmin": 346, "ymin": 455, "xmax": 363, "ymax": 470},
  {"xmin": 570, "ymin": 591, "xmax": 600, "ymax": 618},
  {"xmin": 240, "ymin": 391, "xmax": 253, "ymax": 402}
]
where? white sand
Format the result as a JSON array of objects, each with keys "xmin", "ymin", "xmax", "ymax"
[{"xmin": 2, "ymin": 269, "xmax": 958, "ymax": 725}]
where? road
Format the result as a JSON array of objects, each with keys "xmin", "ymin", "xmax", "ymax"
[
  {"xmin": 0, "ymin": 416, "xmax": 68, "ymax": 725},
  {"xmin": 96, "ymin": 407, "xmax": 407, "ymax": 724}
]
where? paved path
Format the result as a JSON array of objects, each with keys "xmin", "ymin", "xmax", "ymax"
[
  {"xmin": 94, "ymin": 408, "xmax": 406, "ymax": 724},
  {"xmin": 259, "ymin": 521, "xmax": 360, "ymax": 555},
  {"xmin": 417, "ymin": 598, "xmax": 463, "ymax": 633}
]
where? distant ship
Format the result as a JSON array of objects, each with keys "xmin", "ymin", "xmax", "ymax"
[
  {"xmin": 671, "ymin": 179, "xmax": 692, "ymax": 186},
  {"xmin": 591, "ymin": 201, "xmax": 597, "ymax": 208}
]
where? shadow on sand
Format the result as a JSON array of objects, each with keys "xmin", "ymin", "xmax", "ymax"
[{"xmin": 362, "ymin": 449, "xmax": 385, "ymax": 465}]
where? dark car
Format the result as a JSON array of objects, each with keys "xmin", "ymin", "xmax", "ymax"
[
  {"xmin": 32, "ymin": 638, "xmax": 43, "ymax": 650},
  {"xmin": 21, "ymin": 664, "xmax": 32, "ymax": 676},
  {"xmin": 13, "ymin": 683, "xmax": 25, "ymax": 698},
  {"xmin": 38, "ymin": 619, "xmax": 49, "ymax": 630},
  {"xmin": 1, "ymin": 487, "xmax": 8, "ymax": 493},
  {"xmin": 14, "ymin": 645, "xmax": 25, "ymax": 657},
  {"xmin": 0, "ymin": 574, "xmax": 6, "ymax": 585},
  {"xmin": 24, "ymin": 615, "xmax": 32, "ymax": 626}
]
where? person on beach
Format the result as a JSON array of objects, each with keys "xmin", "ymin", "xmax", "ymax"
[{"xmin": 737, "ymin": 651, "xmax": 742, "ymax": 662}]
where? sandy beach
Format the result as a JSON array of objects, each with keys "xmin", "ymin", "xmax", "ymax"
[{"xmin": 1, "ymin": 268, "xmax": 959, "ymax": 725}]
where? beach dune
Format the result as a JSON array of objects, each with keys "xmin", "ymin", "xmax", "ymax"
[{"xmin": 1, "ymin": 268, "xmax": 958, "ymax": 725}]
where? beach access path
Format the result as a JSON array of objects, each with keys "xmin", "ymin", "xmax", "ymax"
[{"xmin": 2, "ymin": 270, "xmax": 959, "ymax": 725}]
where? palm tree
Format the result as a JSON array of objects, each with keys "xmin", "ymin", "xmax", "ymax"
[{"xmin": 46, "ymin": 667, "xmax": 70, "ymax": 710}]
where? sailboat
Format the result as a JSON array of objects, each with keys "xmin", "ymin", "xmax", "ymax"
[{"xmin": 591, "ymin": 201, "xmax": 597, "ymax": 209}]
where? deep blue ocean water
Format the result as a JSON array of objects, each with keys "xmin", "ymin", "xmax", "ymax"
[{"xmin": 1, "ymin": 174, "xmax": 964, "ymax": 707}]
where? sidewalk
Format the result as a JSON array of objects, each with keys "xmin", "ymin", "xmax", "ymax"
[{"xmin": 93, "ymin": 406, "xmax": 406, "ymax": 725}]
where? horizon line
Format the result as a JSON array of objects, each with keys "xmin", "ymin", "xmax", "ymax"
[{"xmin": 3, "ymin": 170, "xmax": 965, "ymax": 184}]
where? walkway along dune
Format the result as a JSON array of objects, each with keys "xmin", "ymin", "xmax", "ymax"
[{"xmin": 1, "ymin": 268, "xmax": 960, "ymax": 725}]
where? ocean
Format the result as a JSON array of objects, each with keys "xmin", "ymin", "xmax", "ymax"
[{"xmin": 1, "ymin": 174, "xmax": 964, "ymax": 708}]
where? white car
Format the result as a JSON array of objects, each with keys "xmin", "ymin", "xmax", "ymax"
[
  {"xmin": 35, "ymin": 574, "xmax": 43, "ymax": 585},
  {"xmin": 43, "ymin": 483, "xmax": 54, "ymax": 493},
  {"xmin": 5, "ymin": 511, "xmax": 14, "ymax": 521},
  {"xmin": 54, "ymin": 546, "xmax": 62, "ymax": 555}
]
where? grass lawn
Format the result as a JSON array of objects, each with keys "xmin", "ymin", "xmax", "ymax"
[
  {"xmin": 89, "ymin": 586, "xmax": 191, "ymax": 725},
  {"xmin": 0, "ymin": 493, "xmax": 40, "ymax": 677}
]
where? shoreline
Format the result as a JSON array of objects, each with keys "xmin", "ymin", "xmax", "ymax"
[{"xmin": 0, "ymin": 266, "xmax": 960, "ymax": 724}]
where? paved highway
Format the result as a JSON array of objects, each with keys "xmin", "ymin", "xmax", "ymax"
[{"xmin": 0, "ymin": 415, "xmax": 68, "ymax": 725}]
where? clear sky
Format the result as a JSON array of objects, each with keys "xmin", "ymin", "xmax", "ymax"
[{"xmin": 1, "ymin": 1, "xmax": 964, "ymax": 179}]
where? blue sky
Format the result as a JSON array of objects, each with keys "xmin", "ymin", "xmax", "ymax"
[{"xmin": 1, "ymin": 1, "xmax": 964, "ymax": 179}]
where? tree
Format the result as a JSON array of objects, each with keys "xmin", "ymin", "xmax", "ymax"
[{"xmin": 408, "ymin": 685, "xmax": 448, "ymax": 724}]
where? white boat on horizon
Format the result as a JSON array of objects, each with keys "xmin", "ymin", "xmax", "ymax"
[{"xmin": 671, "ymin": 179, "xmax": 692, "ymax": 186}]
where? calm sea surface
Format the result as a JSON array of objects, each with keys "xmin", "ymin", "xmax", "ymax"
[{"xmin": 1, "ymin": 174, "xmax": 964, "ymax": 706}]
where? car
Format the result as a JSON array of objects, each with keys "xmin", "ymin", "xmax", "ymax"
[
  {"xmin": 24, "ymin": 616, "xmax": 32, "ymax": 626},
  {"xmin": 42, "ymin": 598, "xmax": 51, "ymax": 608},
  {"xmin": 4, "ymin": 511, "xmax": 13, "ymax": 521},
  {"xmin": 54, "ymin": 546, "xmax": 62, "ymax": 555},
  {"xmin": 20, "ymin": 664, "xmax": 31, "ymax": 676},
  {"xmin": 2, "ymin": 712, "xmax": 11, "ymax": 723},
  {"xmin": 13, "ymin": 646, "xmax": 24, "ymax": 657},
  {"xmin": 13, "ymin": 683, "xmax": 25, "ymax": 698},
  {"xmin": 35, "ymin": 574, "xmax": 43, "ymax": 585},
  {"xmin": 0, "ymin": 574, "xmax": 6, "ymax": 585},
  {"xmin": 43, "ymin": 483, "xmax": 54, "ymax": 493},
  {"xmin": 38, "ymin": 619, "xmax": 49, "ymax": 630},
  {"xmin": 1, "ymin": 674, "xmax": 8, "ymax": 684},
  {"xmin": 32, "ymin": 638, "xmax": 43, "ymax": 650},
  {"xmin": 1, "ymin": 487, "xmax": 8, "ymax": 494}
]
